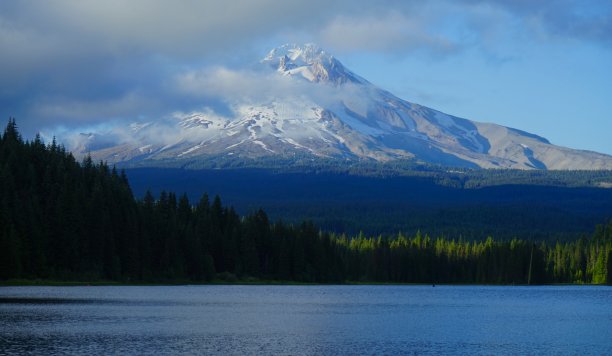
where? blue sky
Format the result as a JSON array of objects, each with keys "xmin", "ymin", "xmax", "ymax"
[{"xmin": 1, "ymin": 0, "xmax": 611, "ymax": 154}]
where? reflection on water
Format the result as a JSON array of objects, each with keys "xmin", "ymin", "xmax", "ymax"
[{"xmin": 1, "ymin": 285, "xmax": 610, "ymax": 355}]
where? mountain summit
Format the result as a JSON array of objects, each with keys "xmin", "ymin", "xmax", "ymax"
[
  {"xmin": 261, "ymin": 43, "xmax": 367, "ymax": 85},
  {"xmin": 74, "ymin": 44, "xmax": 612, "ymax": 170}
]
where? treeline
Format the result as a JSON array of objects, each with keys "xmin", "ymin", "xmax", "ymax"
[
  {"xmin": 0, "ymin": 119, "xmax": 610, "ymax": 284},
  {"xmin": 137, "ymin": 151, "xmax": 612, "ymax": 189}
]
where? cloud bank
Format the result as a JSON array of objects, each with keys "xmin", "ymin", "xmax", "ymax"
[{"xmin": 0, "ymin": 0, "xmax": 610, "ymax": 143}]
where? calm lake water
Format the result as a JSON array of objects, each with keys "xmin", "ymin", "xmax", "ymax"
[{"xmin": 0, "ymin": 285, "xmax": 610, "ymax": 355}]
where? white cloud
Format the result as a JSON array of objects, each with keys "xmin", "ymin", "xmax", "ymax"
[
  {"xmin": 50, "ymin": 62, "xmax": 383, "ymax": 150},
  {"xmin": 174, "ymin": 65, "xmax": 378, "ymax": 110},
  {"xmin": 0, "ymin": 0, "xmax": 344, "ymax": 59},
  {"xmin": 320, "ymin": 11, "xmax": 456, "ymax": 54}
]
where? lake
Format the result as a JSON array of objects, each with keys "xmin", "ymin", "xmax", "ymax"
[{"xmin": 0, "ymin": 285, "xmax": 610, "ymax": 355}]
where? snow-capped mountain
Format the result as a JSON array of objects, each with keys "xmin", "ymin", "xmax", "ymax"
[{"xmin": 73, "ymin": 43, "xmax": 612, "ymax": 170}]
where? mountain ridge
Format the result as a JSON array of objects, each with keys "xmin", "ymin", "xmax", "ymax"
[{"xmin": 72, "ymin": 43, "xmax": 612, "ymax": 170}]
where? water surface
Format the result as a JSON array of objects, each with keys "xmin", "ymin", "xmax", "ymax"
[{"xmin": 1, "ymin": 285, "xmax": 610, "ymax": 355}]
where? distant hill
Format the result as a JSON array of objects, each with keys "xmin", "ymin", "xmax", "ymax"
[{"xmin": 125, "ymin": 167, "xmax": 612, "ymax": 240}]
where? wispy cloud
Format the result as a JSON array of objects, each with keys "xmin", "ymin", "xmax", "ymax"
[
  {"xmin": 51, "ymin": 63, "xmax": 383, "ymax": 151},
  {"xmin": 174, "ymin": 65, "xmax": 377, "ymax": 110}
]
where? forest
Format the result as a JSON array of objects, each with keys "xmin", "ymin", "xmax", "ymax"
[
  {"xmin": 125, "ymin": 167, "xmax": 612, "ymax": 239},
  {"xmin": 1, "ymin": 119, "xmax": 611, "ymax": 284}
]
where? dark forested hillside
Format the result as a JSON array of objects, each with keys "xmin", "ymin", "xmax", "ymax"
[
  {"xmin": 122, "ymin": 153, "xmax": 612, "ymax": 188},
  {"xmin": 1, "ymin": 119, "xmax": 611, "ymax": 284},
  {"xmin": 125, "ymin": 168, "xmax": 612, "ymax": 240}
]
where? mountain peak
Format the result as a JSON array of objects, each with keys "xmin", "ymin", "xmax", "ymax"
[
  {"xmin": 263, "ymin": 43, "xmax": 328, "ymax": 64},
  {"xmin": 71, "ymin": 44, "xmax": 612, "ymax": 170},
  {"xmin": 262, "ymin": 43, "xmax": 367, "ymax": 85}
]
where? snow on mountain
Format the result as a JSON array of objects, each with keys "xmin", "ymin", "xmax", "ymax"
[
  {"xmin": 262, "ymin": 43, "xmax": 368, "ymax": 85},
  {"xmin": 73, "ymin": 43, "xmax": 612, "ymax": 170}
]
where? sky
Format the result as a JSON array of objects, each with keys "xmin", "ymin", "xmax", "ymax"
[{"xmin": 0, "ymin": 0, "xmax": 611, "ymax": 154}]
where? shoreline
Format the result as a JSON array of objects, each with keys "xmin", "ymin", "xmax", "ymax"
[{"xmin": 0, "ymin": 279, "xmax": 606, "ymax": 287}]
